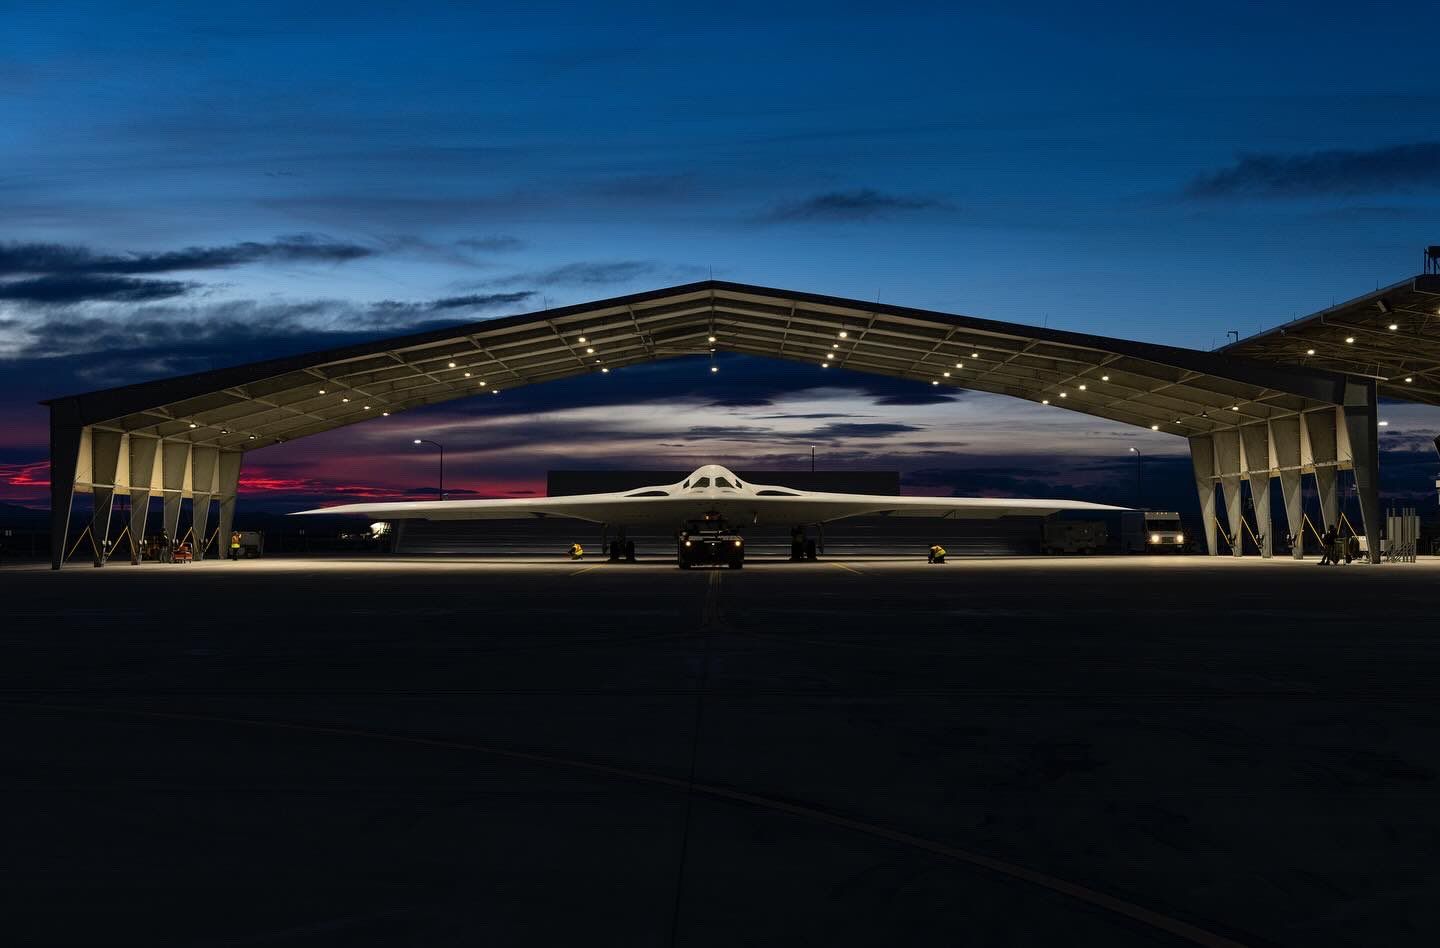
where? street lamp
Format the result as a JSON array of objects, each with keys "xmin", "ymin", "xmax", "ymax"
[
  {"xmin": 1128, "ymin": 446, "xmax": 1143, "ymax": 508},
  {"xmin": 810, "ymin": 444, "xmax": 816, "ymax": 473},
  {"xmin": 412, "ymin": 439, "xmax": 446, "ymax": 500}
]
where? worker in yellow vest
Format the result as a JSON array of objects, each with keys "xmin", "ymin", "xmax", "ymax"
[
  {"xmin": 569, "ymin": 542, "xmax": 584, "ymax": 560},
  {"xmin": 928, "ymin": 544, "xmax": 946, "ymax": 564}
]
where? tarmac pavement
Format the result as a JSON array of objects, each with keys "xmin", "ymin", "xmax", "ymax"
[{"xmin": 3, "ymin": 555, "xmax": 1437, "ymax": 946}]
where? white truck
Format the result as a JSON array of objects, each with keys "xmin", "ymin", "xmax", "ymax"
[{"xmin": 1130, "ymin": 511, "xmax": 1185, "ymax": 552}]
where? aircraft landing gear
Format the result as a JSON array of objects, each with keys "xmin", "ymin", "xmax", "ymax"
[{"xmin": 606, "ymin": 531, "xmax": 637, "ymax": 562}]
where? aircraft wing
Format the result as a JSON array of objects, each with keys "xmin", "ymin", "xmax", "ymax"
[
  {"xmin": 293, "ymin": 490, "xmax": 1127, "ymax": 526},
  {"xmin": 291, "ymin": 493, "xmax": 641, "ymax": 524},
  {"xmin": 748, "ymin": 492, "xmax": 1128, "ymax": 523}
]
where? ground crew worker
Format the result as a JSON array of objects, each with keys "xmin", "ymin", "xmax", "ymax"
[
  {"xmin": 928, "ymin": 543, "xmax": 946, "ymax": 564},
  {"xmin": 159, "ymin": 530, "xmax": 172, "ymax": 564},
  {"xmin": 1318, "ymin": 525, "xmax": 1338, "ymax": 565},
  {"xmin": 569, "ymin": 542, "xmax": 584, "ymax": 560},
  {"xmin": 229, "ymin": 531, "xmax": 242, "ymax": 560}
]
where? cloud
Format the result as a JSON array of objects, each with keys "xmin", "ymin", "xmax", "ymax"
[
  {"xmin": 370, "ymin": 291, "xmax": 536, "ymax": 316},
  {"xmin": 682, "ymin": 424, "xmax": 777, "ymax": 442},
  {"xmin": 706, "ymin": 395, "xmax": 776, "ymax": 408},
  {"xmin": 753, "ymin": 412, "xmax": 854, "ymax": 420},
  {"xmin": 429, "ymin": 291, "xmax": 535, "ymax": 311},
  {"xmin": 3, "ymin": 290, "xmax": 534, "ymax": 366},
  {"xmin": 678, "ymin": 420, "xmax": 920, "ymax": 443},
  {"xmin": 1184, "ymin": 142, "xmax": 1440, "ymax": 197},
  {"xmin": 871, "ymin": 393, "xmax": 958, "ymax": 406},
  {"xmin": 0, "ymin": 234, "xmax": 374, "ymax": 276},
  {"xmin": 488, "ymin": 261, "xmax": 661, "ymax": 288},
  {"xmin": 0, "ymin": 274, "xmax": 195, "ymax": 303},
  {"xmin": 810, "ymin": 422, "xmax": 922, "ymax": 438},
  {"xmin": 761, "ymin": 189, "xmax": 951, "ymax": 222},
  {"xmin": 455, "ymin": 236, "xmax": 525, "ymax": 253}
]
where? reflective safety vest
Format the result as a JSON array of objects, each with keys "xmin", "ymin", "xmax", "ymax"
[{"xmin": 930, "ymin": 545, "xmax": 946, "ymax": 557}]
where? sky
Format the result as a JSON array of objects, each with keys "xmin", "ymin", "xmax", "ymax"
[{"xmin": 3, "ymin": 1, "xmax": 1439, "ymax": 514}]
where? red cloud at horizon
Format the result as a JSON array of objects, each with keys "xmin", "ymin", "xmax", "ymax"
[{"xmin": 239, "ymin": 468, "xmax": 544, "ymax": 501}]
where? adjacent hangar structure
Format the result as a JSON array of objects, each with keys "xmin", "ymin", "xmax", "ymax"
[{"xmin": 43, "ymin": 275, "xmax": 1440, "ymax": 569}]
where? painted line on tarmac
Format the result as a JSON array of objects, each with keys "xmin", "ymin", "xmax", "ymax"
[
  {"xmin": 568, "ymin": 564, "xmax": 603, "ymax": 576},
  {"xmin": 3, "ymin": 699, "xmax": 1247, "ymax": 948},
  {"xmin": 828, "ymin": 562, "xmax": 866, "ymax": 576}
]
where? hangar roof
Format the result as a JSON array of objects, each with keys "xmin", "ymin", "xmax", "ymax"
[
  {"xmin": 1225, "ymin": 273, "xmax": 1440, "ymax": 406},
  {"xmin": 45, "ymin": 280, "xmax": 1366, "ymax": 451}
]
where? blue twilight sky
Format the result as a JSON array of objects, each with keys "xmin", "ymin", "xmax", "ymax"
[{"xmin": 2, "ymin": 1, "xmax": 1439, "ymax": 508}]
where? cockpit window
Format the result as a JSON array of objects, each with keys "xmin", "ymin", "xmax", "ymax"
[
  {"xmin": 693, "ymin": 476, "xmax": 711, "ymax": 488},
  {"xmin": 682, "ymin": 480, "xmax": 690, "ymax": 489},
  {"xmin": 714, "ymin": 476, "xmax": 733, "ymax": 488}
]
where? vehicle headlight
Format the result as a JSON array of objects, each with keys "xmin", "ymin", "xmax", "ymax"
[
  {"xmin": 1150, "ymin": 533, "xmax": 1160, "ymax": 543},
  {"xmin": 1176, "ymin": 533, "xmax": 1184, "ymax": 544},
  {"xmin": 734, "ymin": 540, "xmax": 742, "ymax": 547},
  {"xmin": 684, "ymin": 540, "xmax": 692, "ymax": 547}
]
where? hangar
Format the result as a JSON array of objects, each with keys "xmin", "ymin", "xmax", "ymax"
[{"xmin": 42, "ymin": 274, "xmax": 1440, "ymax": 569}]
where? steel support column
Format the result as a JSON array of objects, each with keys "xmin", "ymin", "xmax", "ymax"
[
  {"xmin": 1239, "ymin": 424, "xmax": 1273, "ymax": 558},
  {"xmin": 1213, "ymin": 429, "xmax": 1244, "ymax": 556},
  {"xmin": 1342, "ymin": 379, "xmax": 1382, "ymax": 565},
  {"xmin": 1188, "ymin": 434, "xmax": 1218, "ymax": 556},
  {"xmin": 1306, "ymin": 410, "xmax": 1340, "ymax": 530},
  {"xmin": 89, "ymin": 429, "xmax": 123, "ymax": 567},
  {"xmin": 190, "ymin": 445, "xmax": 218, "ymax": 561},
  {"xmin": 160, "ymin": 440, "xmax": 189, "ymax": 545},
  {"xmin": 1270, "ymin": 416, "xmax": 1304, "ymax": 558},
  {"xmin": 48, "ymin": 413, "xmax": 83, "ymax": 571},
  {"xmin": 127, "ymin": 435, "xmax": 160, "ymax": 564},
  {"xmin": 215, "ymin": 451, "xmax": 243, "ymax": 560}
]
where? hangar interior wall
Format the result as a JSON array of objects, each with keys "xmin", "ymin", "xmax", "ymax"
[
  {"xmin": 55, "ymin": 427, "xmax": 243, "ymax": 566},
  {"xmin": 1186, "ymin": 393, "xmax": 1381, "ymax": 561}
]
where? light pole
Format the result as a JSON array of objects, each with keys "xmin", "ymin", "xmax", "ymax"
[
  {"xmin": 1128, "ymin": 447, "xmax": 1143, "ymax": 508},
  {"xmin": 413, "ymin": 439, "xmax": 445, "ymax": 500},
  {"xmin": 810, "ymin": 444, "xmax": 816, "ymax": 473}
]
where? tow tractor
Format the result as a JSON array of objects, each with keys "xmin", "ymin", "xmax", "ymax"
[{"xmin": 677, "ymin": 513, "xmax": 745, "ymax": 569}]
